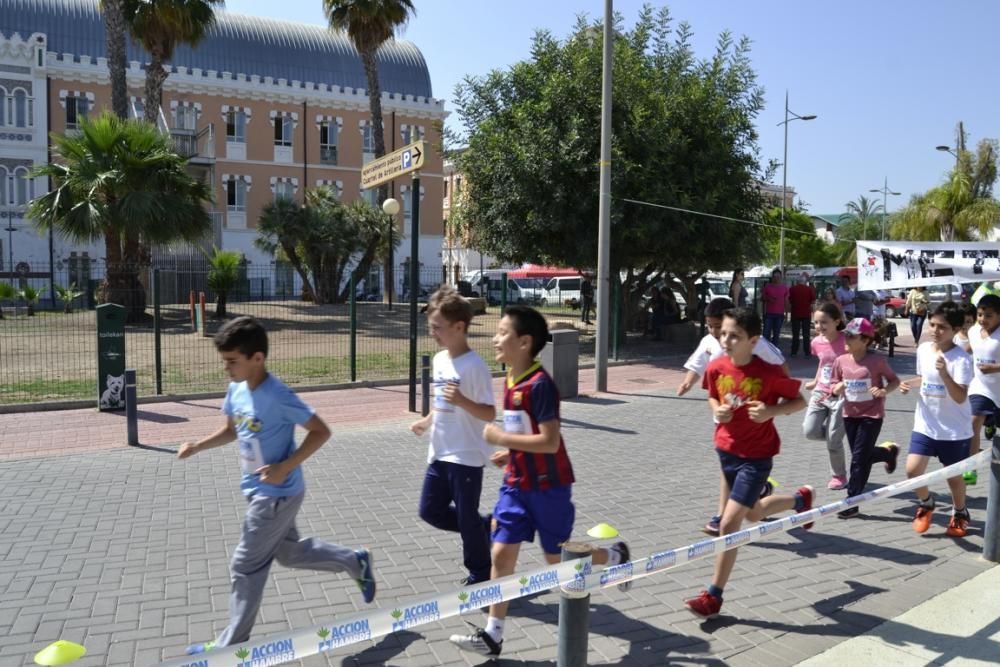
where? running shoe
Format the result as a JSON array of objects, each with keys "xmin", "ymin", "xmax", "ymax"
[
  {"xmin": 701, "ymin": 515, "xmax": 721, "ymax": 537},
  {"xmin": 945, "ymin": 513, "xmax": 969, "ymax": 538},
  {"xmin": 450, "ymin": 624, "xmax": 503, "ymax": 656},
  {"xmin": 684, "ymin": 590, "xmax": 722, "ymax": 619},
  {"xmin": 963, "ymin": 470, "xmax": 978, "ymax": 485},
  {"xmin": 878, "ymin": 442, "xmax": 899, "ymax": 474},
  {"xmin": 827, "ymin": 475, "xmax": 847, "ymax": 490},
  {"xmin": 913, "ymin": 503, "xmax": 935, "ymax": 534},
  {"xmin": 354, "ymin": 549, "xmax": 376, "ymax": 604},
  {"xmin": 796, "ymin": 485, "xmax": 815, "ymax": 530},
  {"xmin": 610, "ymin": 541, "xmax": 632, "ymax": 592}
]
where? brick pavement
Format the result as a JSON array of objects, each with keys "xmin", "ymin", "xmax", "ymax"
[{"xmin": 1, "ymin": 326, "xmax": 992, "ymax": 666}]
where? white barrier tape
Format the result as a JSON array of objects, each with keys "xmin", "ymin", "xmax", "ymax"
[{"xmin": 154, "ymin": 450, "xmax": 989, "ymax": 667}]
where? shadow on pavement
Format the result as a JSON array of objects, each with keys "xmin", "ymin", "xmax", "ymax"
[
  {"xmin": 749, "ymin": 530, "xmax": 937, "ymax": 564},
  {"xmin": 560, "ymin": 417, "xmax": 638, "ymax": 435},
  {"xmin": 341, "ymin": 629, "xmax": 422, "ymax": 666}
]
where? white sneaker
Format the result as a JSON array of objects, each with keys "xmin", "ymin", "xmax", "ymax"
[{"xmin": 449, "ymin": 624, "xmax": 502, "ymax": 656}]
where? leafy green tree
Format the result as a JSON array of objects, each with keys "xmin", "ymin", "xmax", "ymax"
[
  {"xmin": 54, "ymin": 283, "xmax": 85, "ymax": 314},
  {"xmin": 205, "ymin": 248, "xmax": 242, "ymax": 318},
  {"xmin": 761, "ymin": 208, "xmax": 836, "ymax": 267},
  {"xmin": 124, "ymin": 0, "xmax": 222, "ymax": 125},
  {"xmin": 323, "ymin": 0, "xmax": 416, "ymax": 301},
  {"xmin": 28, "ymin": 112, "xmax": 213, "ymax": 321},
  {"xmin": 891, "ymin": 136, "xmax": 1000, "ymax": 242},
  {"xmin": 0, "ymin": 282, "xmax": 15, "ymax": 320},
  {"xmin": 451, "ymin": 7, "xmax": 769, "ymax": 312},
  {"xmin": 255, "ymin": 188, "xmax": 398, "ymax": 304},
  {"xmin": 100, "ymin": 0, "xmax": 130, "ymax": 119}
]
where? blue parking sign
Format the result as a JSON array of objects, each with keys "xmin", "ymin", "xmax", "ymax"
[{"xmin": 402, "ymin": 150, "xmax": 412, "ymax": 169}]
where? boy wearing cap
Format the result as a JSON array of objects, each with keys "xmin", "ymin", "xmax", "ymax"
[{"xmin": 830, "ymin": 317, "xmax": 901, "ymax": 518}]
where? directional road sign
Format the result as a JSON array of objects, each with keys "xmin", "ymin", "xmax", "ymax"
[{"xmin": 361, "ymin": 140, "xmax": 426, "ymax": 189}]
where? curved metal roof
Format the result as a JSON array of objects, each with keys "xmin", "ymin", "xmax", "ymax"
[{"xmin": 0, "ymin": 0, "xmax": 433, "ymax": 98}]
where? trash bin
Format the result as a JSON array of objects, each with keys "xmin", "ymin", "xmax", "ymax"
[{"xmin": 540, "ymin": 329, "xmax": 579, "ymax": 399}]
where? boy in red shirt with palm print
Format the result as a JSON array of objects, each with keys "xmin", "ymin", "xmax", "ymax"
[{"xmin": 685, "ymin": 308, "xmax": 814, "ymax": 619}]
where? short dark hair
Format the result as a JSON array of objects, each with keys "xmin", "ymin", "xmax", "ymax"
[
  {"xmin": 705, "ymin": 297, "xmax": 735, "ymax": 319},
  {"xmin": 504, "ymin": 305, "xmax": 549, "ymax": 357},
  {"xmin": 932, "ymin": 301, "xmax": 965, "ymax": 329},
  {"xmin": 214, "ymin": 316, "xmax": 268, "ymax": 357},
  {"xmin": 722, "ymin": 307, "xmax": 761, "ymax": 338},
  {"xmin": 963, "ymin": 301, "xmax": 980, "ymax": 319},
  {"xmin": 427, "ymin": 285, "xmax": 474, "ymax": 329},
  {"xmin": 978, "ymin": 294, "xmax": 1000, "ymax": 314},
  {"xmin": 817, "ymin": 301, "xmax": 846, "ymax": 330}
]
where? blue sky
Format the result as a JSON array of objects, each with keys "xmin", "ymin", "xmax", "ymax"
[{"xmin": 225, "ymin": 0, "xmax": 999, "ymax": 216}]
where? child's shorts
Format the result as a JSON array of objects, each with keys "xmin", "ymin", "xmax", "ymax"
[
  {"xmin": 969, "ymin": 394, "xmax": 999, "ymax": 417},
  {"xmin": 717, "ymin": 449, "xmax": 773, "ymax": 508},
  {"xmin": 492, "ymin": 484, "xmax": 574, "ymax": 555},
  {"xmin": 909, "ymin": 432, "xmax": 971, "ymax": 466}
]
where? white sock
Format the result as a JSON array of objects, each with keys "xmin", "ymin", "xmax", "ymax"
[
  {"xmin": 605, "ymin": 546, "xmax": 622, "ymax": 565},
  {"xmin": 485, "ymin": 616, "xmax": 504, "ymax": 642}
]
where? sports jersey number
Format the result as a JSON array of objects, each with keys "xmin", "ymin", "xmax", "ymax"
[
  {"xmin": 820, "ymin": 365, "xmax": 834, "ymax": 385},
  {"xmin": 844, "ymin": 378, "xmax": 872, "ymax": 402},
  {"xmin": 921, "ymin": 380, "xmax": 947, "ymax": 400}
]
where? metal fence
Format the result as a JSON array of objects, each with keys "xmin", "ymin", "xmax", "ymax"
[{"xmin": 0, "ymin": 264, "xmax": 661, "ymax": 407}]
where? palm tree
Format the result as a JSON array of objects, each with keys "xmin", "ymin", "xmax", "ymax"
[
  {"xmin": 255, "ymin": 198, "xmax": 317, "ymax": 303},
  {"xmin": 323, "ymin": 0, "xmax": 416, "ymax": 302},
  {"xmin": 55, "ymin": 283, "xmax": 85, "ymax": 314},
  {"xmin": 28, "ymin": 112, "xmax": 213, "ymax": 321},
  {"xmin": 832, "ymin": 195, "xmax": 884, "ymax": 265},
  {"xmin": 17, "ymin": 285, "xmax": 41, "ymax": 316},
  {"xmin": 205, "ymin": 247, "xmax": 242, "ymax": 318},
  {"xmin": 124, "ymin": 0, "xmax": 222, "ymax": 125},
  {"xmin": 892, "ymin": 164, "xmax": 1000, "ymax": 242},
  {"xmin": 0, "ymin": 282, "xmax": 15, "ymax": 320},
  {"xmin": 100, "ymin": 0, "xmax": 130, "ymax": 119}
]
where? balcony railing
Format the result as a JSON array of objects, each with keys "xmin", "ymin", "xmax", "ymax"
[{"xmin": 171, "ymin": 123, "xmax": 215, "ymax": 161}]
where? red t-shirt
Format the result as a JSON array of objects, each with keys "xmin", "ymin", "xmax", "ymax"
[
  {"xmin": 704, "ymin": 355, "xmax": 802, "ymax": 459},
  {"xmin": 789, "ymin": 284, "xmax": 817, "ymax": 319}
]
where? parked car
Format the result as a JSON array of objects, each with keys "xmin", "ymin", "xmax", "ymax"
[
  {"xmin": 883, "ymin": 295, "xmax": 905, "ymax": 318},
  {"xmin": 540, "ymin": 276, "xmax": 583, "ymax": 307}
]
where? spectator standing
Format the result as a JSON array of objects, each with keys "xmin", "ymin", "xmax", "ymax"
[
  {"xmin": 579, "ymin": 274, "xmax": 594, "ymax": 325},
  {"xmin": 836, "ymin": 276, "xmax": 856, "ymax": 320},
  {"xmin": 789, "ymin": 274, "xmax": 817, "ymax": 357},
  {"xmin": 730, "ymin": 268, "xmax": 749, "ymax": 308},
  {"xmin": 761, "ymin": 268, "xmax": 790, "ymax": 348}
]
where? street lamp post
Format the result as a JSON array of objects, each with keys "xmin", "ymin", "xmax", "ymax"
[
  {"xmin": 777, "ymin": 91, "xmax": 817, "ymax": 274},
  {"xmin": 382, "ymin": 197, "xmax": 400, "ymax": 310},
  {"xmin": 4, "ymin": 223, "xmax": 14, "ymax": 281},
  {"xmin": 869, "ymin": 177, "xmax": 901, "ymax": 241}
]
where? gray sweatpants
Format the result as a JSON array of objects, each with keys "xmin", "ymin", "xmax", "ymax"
[
  {"xmin": 802, "ymin": 390, "xmax": 848, "ymax": 478},
  {"xmin": 215, "ymin": 492, "xmax": 361, "ymax": 647}
]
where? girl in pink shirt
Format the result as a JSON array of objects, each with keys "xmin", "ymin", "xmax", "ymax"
[
  {"xmin": 830, "ymin": 318, "xmax": 901, "ymax": 518},
  {"xmin": 803, "ymin": 302, "xmax": 849, "ymax": 489}
]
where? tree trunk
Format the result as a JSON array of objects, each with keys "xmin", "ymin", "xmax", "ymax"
[
  {"xmin": 144, "ymin": 48, "xmax": 169, "ymax": 127},
  {"xmin": 282, "ymin": 242, "xmax": 316, "ymax": 304},
  {"xmin": 215, "ymin": 292, "xmax": 227, "ymax": 318},
  {"xmin": 102, "ymin": 0, "xmax": 129, "ymax": 120},
  {"xmin": 362, "ymin": 48, "xmax": 396, "ymax": 305}
]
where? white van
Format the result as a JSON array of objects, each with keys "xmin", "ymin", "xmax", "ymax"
[
  {"xmin": 541, "ymin": 276, "xmax": 583, "ymax": 307},
  {"xmin": 462, "ymin": 270, "xmax": 542, "ymax": 305}
]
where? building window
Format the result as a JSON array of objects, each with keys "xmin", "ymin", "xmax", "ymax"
[
  {"xmin": 0, "ymin": 90, "xmax": 5, "ymax": 127},
  {"xmin": 319, "ymin": 121, "xmax": 338, "ymax": 165},
  {"xmin": 175, "ymin": 105, "xmax": 197, "ymax": 130},
  {"xmin": 64, "ymin": 95, "xmax": 89, "ymax": 130},
  {"xmin": 226, "ymin": 177, "xmax": 247, "ymax": 211},
  {"xmin": 455, "ymin": 177, "xmax": 462, "ymax": 193},
  {"xmin": 273, "ymin": 113, "xmax": 293, "ymax": 147},
  {"xmin": 13, "ymin": 90, "xmax": 31, "ymax": 128},
  {"xmin": 13, "ymin": 168, "xmax": 31, "ymax": 206},
  {"xmin": 274, "ymin": 180, "xmax": 295, "ymax": 202},
  {"xmin": 443, "ymin": 180, "xmax": 449, "ymax": 199},
  {"xmin": 226, "ymin": 110, "xmax": 246, "ymax": 143},
  {"xmin": 362, "ymin": 124, "xmax": 375, "ymax": 163},
  {"xmin": 361, "ymin": 188, "xmax": 378, "ymax": 208},
  {"xmin": 130, "ymin": 98, "xmax": 145, "ymax": 121}
]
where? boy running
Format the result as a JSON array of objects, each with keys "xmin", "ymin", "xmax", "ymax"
[
  {"xmin": 450, "ymin": 306, "xmax": 630, "ymax": 657},
  {"xmin": 684, "ymin": 308, "xmax": 813, "ymax": 619},
  {"xmin": 899, "ymin": 303, "xmax": 975, "ymax": 537},
  {"xmin": 410, "ymin": 287, "xmax": 496, "ymax": 585},
  {"xmin": 179, "ymin": 316, "xmax": 375, "ymax": 654},
  {"xmin": 677, "ymin": 297, "xmax": 785, "ymax": 535},
  {"xmin": 829, "ymin": 318, "xmax": 901, "ymax": 518},
  {"xmin": 962, "ymin": 294, "xmax": 1000, "ymax": 485}
]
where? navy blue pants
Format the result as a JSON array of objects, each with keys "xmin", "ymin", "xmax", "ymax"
[
  {"xmin": 844, "ymin": 417, "xmax": 892, "ymax": 498},
  {"xmin": 418, "ymin": 460, "xmax": 491, "ymax": 582}
]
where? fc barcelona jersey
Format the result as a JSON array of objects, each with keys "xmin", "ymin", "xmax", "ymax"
[{"xmin": 502, "ymin": 363, "xmax": 575, "ymax": 491}]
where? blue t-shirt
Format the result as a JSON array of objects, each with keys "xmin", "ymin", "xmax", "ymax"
[{"xmin": 222, "ymin": 374, "xmax": 315, "ymax": 497}]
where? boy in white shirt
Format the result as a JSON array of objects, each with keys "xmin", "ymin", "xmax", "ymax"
[
  {"xmin": 410, "ymin": 287, "xmax": 497, "ymax": 585},
  {"xmin": 963, "ymin": 295, "xmax": 1000, "ymax": 485},
  {"xmin": 899, "ymin": 303, "xmax": 974, "ymax": 537},
  {"xmin": 677, "ymin": 298, "xmax": 786, "ymax": 535}
]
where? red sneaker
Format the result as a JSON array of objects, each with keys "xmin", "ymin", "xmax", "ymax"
[
  {"xmin": 684, "ymin": 590, "xmax": 722, "ymax": 619},
  {"xmin": 796, "ymin": 485, "xmax": 815, "ymax": 530},
  {"xmin": 945, "ymin": 513, "xmax": 968, "ymax": 538},
  {"xmin": 913, "ymin": 505, "xmax": 934, "ymax": 534}
]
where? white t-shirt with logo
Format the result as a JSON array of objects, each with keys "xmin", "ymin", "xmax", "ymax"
[
  {"xmin": 683, "ymin": 333, "xmax": 785, "ymax": 377},
  {"xmin": 429, "ymin": 349, "xmax": 495, "ymax": 467},
  {"xmin": 914, "ymin": 342, "xmax": 973, "ymax": 440},
  {"xmin": 967, "ymin": 323, "xmax": 1000, "ymax": 403}
]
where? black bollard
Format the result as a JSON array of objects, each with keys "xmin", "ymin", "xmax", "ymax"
[
  {"xmin": 421, "ymin": 354, "xmax": 431, "ymax": 417},
  {"xmin": 125, "ymin": 369, "xmax": 139, "ymax": 447}
]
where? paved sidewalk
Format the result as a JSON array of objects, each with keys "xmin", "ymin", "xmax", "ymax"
[{"xmin": 1, "ymin": 323, "xmax": 994, "ymax": 666}]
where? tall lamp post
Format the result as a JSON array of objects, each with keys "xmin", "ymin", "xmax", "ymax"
[
  {"xmin": 382, "ymin": 197, "xmax": 400, "ymax": 309},
  {"xmin": 935, "ymin": 144, "xmax": 960, "ymax": 301},
  {"xmin": 777, "ymin": 91, "xmax": 817, "ymax": 274},
  {"xmin": 4, "ymin": 223, "xmax": 14, "ymax": 281},
  {"xmin": 594, "ymin": 0, "xmax": 613, "ymax": 392},
  {"xmin": 869, "ymin": 178, "xmax": 901, "ymax": 240}
]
